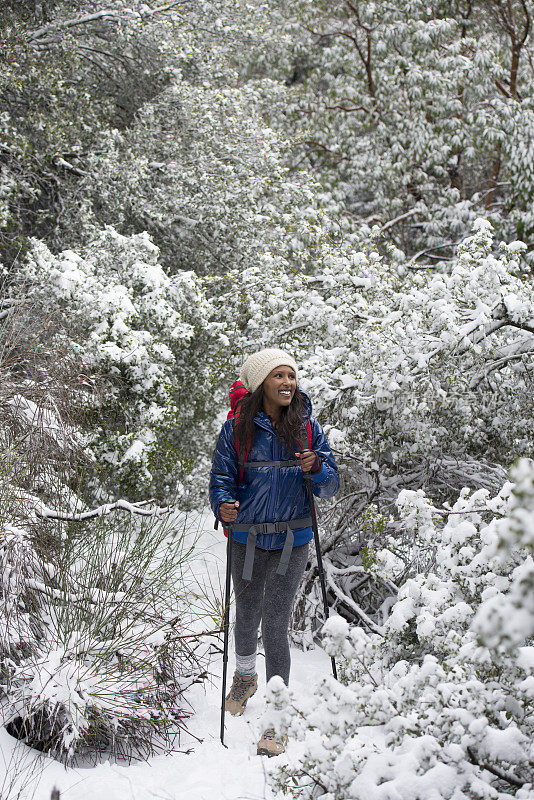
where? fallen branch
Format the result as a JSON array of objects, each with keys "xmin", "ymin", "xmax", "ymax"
[{"xmin": 325, "ymin": 562, "xmax": 385, "ymax": 636}]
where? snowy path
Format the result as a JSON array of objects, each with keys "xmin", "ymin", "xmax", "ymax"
[{"xmin": 1, "ymin": 511, "xmax": 332, "ymax": 800}]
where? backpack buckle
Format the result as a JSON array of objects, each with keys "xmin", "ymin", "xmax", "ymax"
[{"xmin": 250, "ymin": 522, "xmax": 271, "ymax": 535}]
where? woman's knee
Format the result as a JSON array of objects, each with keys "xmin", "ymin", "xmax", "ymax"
[{"xmin": 261, "ymin": 615, "xmax": 290, "ymax": 646}]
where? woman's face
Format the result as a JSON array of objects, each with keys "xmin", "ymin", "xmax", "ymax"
[{"xmin": 262, "ymin": 365, "xmax": 297, "ymax": 410}]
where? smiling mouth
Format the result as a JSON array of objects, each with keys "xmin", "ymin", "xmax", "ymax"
[{"xmin": 279, "ymin": 390, "xmax": 292, "ymax": 396}]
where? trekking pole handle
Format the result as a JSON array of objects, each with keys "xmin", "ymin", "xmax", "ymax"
[{"xmin": 219, "ymin": 499, "xmax": 239, "ymax": 527}]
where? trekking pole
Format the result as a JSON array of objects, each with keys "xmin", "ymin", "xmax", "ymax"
[
  {"xmin": 304, "ymin": 473, "xmax": 338, "ymax": 680},
  {"xmin": 220, "ymin": 510, "xmax": 235, "ymax": 747}
]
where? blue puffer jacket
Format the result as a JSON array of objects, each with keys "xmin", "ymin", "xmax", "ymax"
[{"xmin": 209, "ymin": 393, "xmax": 340, "ymax": 549}]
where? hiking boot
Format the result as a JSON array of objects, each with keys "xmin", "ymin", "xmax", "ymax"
[
  {"xmin": 225, "ymin": 671, "xmax": 258, "ymax": 716},
  {"xmin": 256, "ymin": 728, "xmax": 287, "ymax": 757}
]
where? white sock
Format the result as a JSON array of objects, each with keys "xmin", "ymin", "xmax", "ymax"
[{"xmin": 236, "ymin": 651, "xmax": 257, "ymax": 677}]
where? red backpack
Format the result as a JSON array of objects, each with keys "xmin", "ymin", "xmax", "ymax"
[{"xmin": 227, "ymin": 379, "xmax": 312, "ymax": 483}]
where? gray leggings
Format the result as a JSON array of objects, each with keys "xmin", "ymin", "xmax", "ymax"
[{"xmin": 231, "ymin": 540, "xmax": 309, "ymax": 685}]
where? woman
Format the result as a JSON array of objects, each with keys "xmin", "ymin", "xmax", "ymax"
[{"xmin": 209, "ymin": 348, "xmax": 340, "ymax": 756}]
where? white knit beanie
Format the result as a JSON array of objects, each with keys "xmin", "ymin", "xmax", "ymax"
[{"xmin": 239, "ymin": 349, "xmax": 298, "ymax": 394}]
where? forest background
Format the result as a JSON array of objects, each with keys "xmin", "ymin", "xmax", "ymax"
[{"xmin": 0, "ymin": 1, "xmax": 533, "ymax": 798}]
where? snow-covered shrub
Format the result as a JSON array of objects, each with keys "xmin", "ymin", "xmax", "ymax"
[
  {"xmin": 0, "ymin": 436, "xmax": 206, "ymax": 763},
  {"xmin": 21, "ymin": 228, "xmax": 225, "ymax": 500},
  {"xmin": 268, "ymin": 459, "xmax": 534, "ymax": 799},
  {"xmin": 2, "ymin": 506, "xmax": 203, "ymax": 762},
  {"xmin": 0, "ymin": 297, "xmax": 207, "ymax": 762},
  {"xmin": 473, "ymin": 457, "xmax": 534, "ymax": 652}
]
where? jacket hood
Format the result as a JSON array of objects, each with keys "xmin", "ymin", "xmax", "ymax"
[{"xmin": 301, "ymin": 390, "xmax": 312, "ymax": 421}]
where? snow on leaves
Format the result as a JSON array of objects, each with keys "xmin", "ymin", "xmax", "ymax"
[
  {"xmin": 267, "ymin": 0, "xmax": 534, "ymax": 262},
  {"xmin": 22, "ymin": 228, "xmax": 222, "ymax": 496},
  {"xmin": 268, "ymin": 459, "xmax": 534, "ymax": 799}
]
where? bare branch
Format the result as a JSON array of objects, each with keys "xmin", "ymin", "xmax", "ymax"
[
  {"xmin": 271, "ymin": 322, "xmax": 309, "ymax": 340},
  {"xmin": 461, "ymin": 316, "xmax": 509, "ymax": 351},
  {"xmin": 494, "ymin": 77, "xmax": 514, "ymax": 98},
  {"xmin": 470, "ymin": 336, "xmax": 534, "ymax": 387},
  {"xmin": 509, "ymin": 317, "xmax": 534, "ymax": 334},
  {"xmin": 344, "ymin": 0, "xmax": 374, "ymax": 34},
  {"xmin": 31, "ymin": 9, "xmax": 122, "ymax": 40},
  {"xmin": 140, "ymin": 1, "xmax": 193, "ymax": 18},
  {"xmin": 379, "ymin": 208, "xmax": 421, "ymax": 233},
  {"xmin": 303, "ymin": 24, "xmax": 360, "ymax": 47},
  {"xmin": 410, "ymin": 239, "xmax": 464, "ymax": 262},
  {"xmin": 34, "ymin": 498, "xmax": 173, "ymax": 522},
  {"xmin": 30, "ymin": 2, "xmax": 191, "ymax": 42},
  {"xmin": 322, "ymin": 102, "xmax": 371, "ymax": 114},
  {"xmin": 55, "ymin": 158, "xmax": 88, "ymax": 177},
  {"xmin": 303, "ymin": 139, "xmax": 348, "ymax": 162}
]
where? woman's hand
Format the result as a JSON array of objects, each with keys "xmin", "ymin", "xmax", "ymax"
[
  {"xmin": 296, "ymin": 450, "xmax": 317, "ymax": 473},
  {"xmin": 219, "ymin": 500, "xmax": 239, "ymax": 523}
]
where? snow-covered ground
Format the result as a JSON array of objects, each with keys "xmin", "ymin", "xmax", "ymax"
[{"xmin": 0, "ymin": 511, "xmax": 334, "ymax": 800}]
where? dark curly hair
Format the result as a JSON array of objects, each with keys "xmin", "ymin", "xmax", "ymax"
[{"xmin": 234, "ymin": 385, "xmax": 307, "ymax": 461}]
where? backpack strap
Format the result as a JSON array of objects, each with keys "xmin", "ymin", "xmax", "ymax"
[{"xmin": 233, "ymin": 406, "xmax": 251, "ymax": 484}]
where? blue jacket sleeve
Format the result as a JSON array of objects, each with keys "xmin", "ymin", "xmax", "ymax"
[
  {"xmin": 309, "ymin": 418, "xmax": 340, "ymax": 499},
  {"xmin": 209, "ymin": 420, "xmax": 239, "ymax": 518}
]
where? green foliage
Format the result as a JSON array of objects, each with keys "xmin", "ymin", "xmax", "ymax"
[{"xmin": 360, "ymin": 544, "xmax": 377, "ymax": 573}]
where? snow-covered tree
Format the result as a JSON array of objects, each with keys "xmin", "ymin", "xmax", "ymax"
[
  {"xmin": 263, "ymin": 0, "xmax": 534, "ymax": 262},
  {"xmin": 74, "ymin": 79, "xmax": 326, "ymax": 277},
  {"xmin": 0, "ymin": 0, "xmax": 270, "ymax": 267}
]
